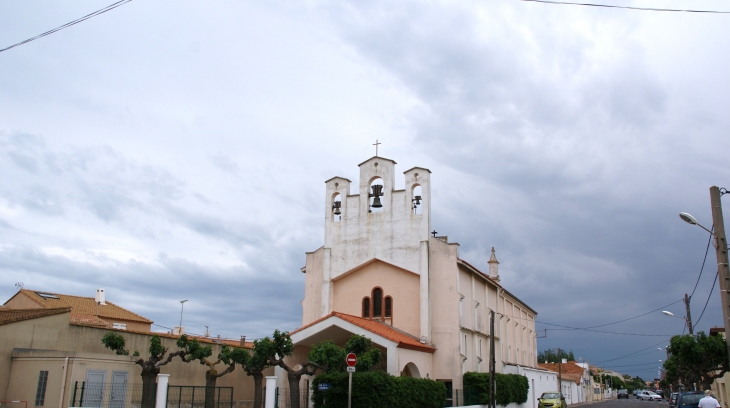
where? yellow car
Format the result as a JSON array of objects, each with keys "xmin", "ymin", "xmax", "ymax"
[{"xmin": 538, "ymin": 392, "xmax": 567, "ymax": 408}]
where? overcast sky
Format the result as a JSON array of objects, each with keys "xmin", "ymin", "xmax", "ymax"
[{"xmin": 2, "ymin": 0, "xmax": 729, "ymax": 379}]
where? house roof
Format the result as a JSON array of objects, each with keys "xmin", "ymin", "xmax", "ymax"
[
  {"xmin": 290, "ymin": 312, "xmax": 436, "ymax": 353},
  {"xmin": 6, "ymin": 289, "xmax": 153, "ymax": 324},
  {"xmin": 0, "ymin": 307, "xmax": 71, "ymax": 325},
  {"xmin": 537, "ymin": 362, "xmax": 586, "ymax": 384}
]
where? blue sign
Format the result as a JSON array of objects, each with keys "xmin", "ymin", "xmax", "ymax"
[{"xmin": 318, "ymin": 383, "xmax": 330, "ymax": 391}]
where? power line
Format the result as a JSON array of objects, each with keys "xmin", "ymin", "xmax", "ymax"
[
  {"xmin": 694, "ymin": 271, "xmax": 719, "ymax": 327},
  {"xmin": 690, "ymin": 227, "xmax": 714, "ymax": 298},
  {"xmin": 520, "ymin": 0, "xmax": 730, "ymax": 14},
  {"xmin": 0, "ymin": 0, "xmax": 133, "ymax": 54},
  {"xmin": 536, "ymin": 321, "xmax": 674, "ymax": 337},
  {"xmin": 602, "ymin": 361, "xmax": 666, "ymax": 369},
  {"xmin": 593, "ymin": 339, "xmax": 668, "ymax": 364}
]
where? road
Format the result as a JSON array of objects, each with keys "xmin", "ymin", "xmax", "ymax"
[{"xmin": 586, "ymin": 399, "xmax": 668, "ymax": 408}]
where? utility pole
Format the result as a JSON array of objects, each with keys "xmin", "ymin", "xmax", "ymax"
[
  {"xmin": 558, "ymin": 348, "xmax": 562, "ymax": 397},
  {"xmin": 489, "ymin": 310, "xmax": 496, "ymax": 408},
  {"xmin": 684, "ymin": 293, "xmax": 694, "ymax": 335},
  {"xmin": 710, "ymin": 186, "xmax": 730, "ymax": 365}
]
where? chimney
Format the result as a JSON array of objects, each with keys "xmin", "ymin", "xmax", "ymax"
[
  {"xmin": 95, "ymin": 289, "xmax": 106, "ymax": 305},
  {"xmin": 240, "ymin": 336, "xmax": 246, "ymax": 346},
  {"xmin": 562, "ymin": 358, "xmax": 568, "ymax": 363},
  {"xmin": 173, "ymin": 326, "xmax": 185, "ymax": 336},
  {"xmin": 488, "ymin": 247, "xmax": 500, "ymax": 282}
]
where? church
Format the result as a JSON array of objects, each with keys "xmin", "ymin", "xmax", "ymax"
[{"xmin": 281, "ymin": 155, "xmax": 538, "ymax": 397}]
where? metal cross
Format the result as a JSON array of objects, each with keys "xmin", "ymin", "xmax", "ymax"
[
  {"xmin": 431, "ymin": 230, "xmax": 438, "ymax": 237},
  {"xmin": 373, "ymin": 139, "xmax": 381, "ymax": 156}
]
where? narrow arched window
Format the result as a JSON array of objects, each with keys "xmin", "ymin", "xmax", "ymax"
[
  {"xmin": 373, "ymin": 288, "xmax": 383, "ymax": 317},
  {"xmin": 412, "ymin": 185, "xmax": 423, "ymax": 215},
  {"xmin": 385, "ymin": 296, "xmax": 392, "ymax": 317},
  {"xmin": 332, "ymin": 193, "xmax": 342, "ymax": 222},
  {"xmin": 362, "ymin": 298, "xmax": 370, "ymax": 318},
  {"xmin": 369, "ymin": 178, "xmax": 384, "ymax": 213}
]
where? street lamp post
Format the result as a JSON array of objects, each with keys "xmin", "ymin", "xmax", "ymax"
[
  {"xmin": 661, "ymin": 310, "xmax": 693, "ymax": 334},
  {"xmin": 679, "ymin": 186, "xmax": 730, "ymax": 367},
  {"xmin": 179, "ymin": 300, "xmax": 188, "ymax": 332}
]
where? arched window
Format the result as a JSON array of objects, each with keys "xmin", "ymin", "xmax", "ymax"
[
  {"xmin": 385, "ymin": 296, "xmax": 392, "ymax": 317},
  {"xmin": 373, "ymin": 288, "xmax": 383, "ymax": 317},
  {"xmin": 362, "ymin": 297, "xmax": 370, "ymax": 318}
]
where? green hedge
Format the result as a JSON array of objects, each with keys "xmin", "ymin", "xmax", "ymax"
[
  {"xmin": 311, "ymin": 371, "xmax": 446, "ymax": 408},
  {"xmin": 463, "ymin": 372, "xmax": 529, "ymax": 406}
]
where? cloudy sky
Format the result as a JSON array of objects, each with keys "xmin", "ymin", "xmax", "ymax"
[{"xmin": 2, "ymin": 0, "xmax": 729, "ymax": 379}]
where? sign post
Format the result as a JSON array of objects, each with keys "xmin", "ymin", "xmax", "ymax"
[{"xmin": 346, "ymin": 353, "xmax": 357, "ymax": 408}]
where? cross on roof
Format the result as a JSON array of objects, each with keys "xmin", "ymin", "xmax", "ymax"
[{"xmin": 373, "ymin": 139, "xmax": 381, "ymax": 156}]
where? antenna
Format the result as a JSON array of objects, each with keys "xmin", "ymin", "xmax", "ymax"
[{"xmin": 15, "ymin": 282, "xmax": 24, "ymax": 291}]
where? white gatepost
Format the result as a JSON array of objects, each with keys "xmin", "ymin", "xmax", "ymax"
[
  {"xmin": 156, "ymin": 374, "xmax": 170, "ymax": 408},
  {"xmin": 265, "ymin": 376, "xmax": 277, "ymax": 408}
]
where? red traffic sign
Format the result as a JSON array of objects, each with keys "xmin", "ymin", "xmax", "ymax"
[{"xmin": 346, "ymin": 352, "xmax": 357, "ymax": 367}]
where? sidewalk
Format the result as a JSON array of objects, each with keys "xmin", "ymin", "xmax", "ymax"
[{"xmin": 571, "ymin": 397, "xmax": 615, "ymax": 407}]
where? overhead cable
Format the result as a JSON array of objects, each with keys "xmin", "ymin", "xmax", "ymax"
[
  {"xmin": 693, "ymin": 271, "xmax": 719, "ymax": 327},
  {"xmin": 535, "ymin": 321, "xmax": 673, "ymax": 337},
  {"xmin": 593, "ymin": 339, "xmax": 668, "ymax": 364},
  {"xmin": 690, "ymin": 227, "xmax": 714, "ymax": 298},
  {"xmin": 0, "ymin": 0, "xmax": 133, "ymax": 53},
  {"xmin": 520, "ymin": 0, "xmax": 730, "ymax": 14}
]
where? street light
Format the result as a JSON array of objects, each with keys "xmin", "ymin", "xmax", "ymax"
[
  {"xmin": 179, "ymin": 299, "xmax": 188, "ymax": 331},
  {"xmin": 679, "ymin": 186, "xmax": 730, "ymax": 369},
  {"xmin": 662, "ymin": 311, "xmax": 693, "ymax": 334}
]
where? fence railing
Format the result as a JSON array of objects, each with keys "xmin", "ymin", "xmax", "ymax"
[
  {"xmin": 269, "ymin": 389, "xmax": 310, "ymax": 408},
  {"xmin": 445, "ymin": 390, "xmax": 481, "ymax": 407},
  {"xmin": 68, "ymin": 382, "xmax": 234, "ymax": 408},
  {"xmin": 68, "ymin": 381, "xmax": 144, "ymax": 408}
]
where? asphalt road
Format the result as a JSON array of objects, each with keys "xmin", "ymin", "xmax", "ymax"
[{"xmin": 593, "ymin": 398, "xmax": 668, "ymax": 408}]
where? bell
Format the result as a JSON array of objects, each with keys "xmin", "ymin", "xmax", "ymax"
[
  {"xmin": 414, "ymin": 195, "xmax": 422, "ymax": 205},
  {"xmin": 370, "ymin": 185, "xmax": 384, "ymax": 208},
  {"xmin": 334, "ymin": 207, "xmax": 341, "ymax": 216},
  {"xmin": 371, "ymin": 196, "xmax": 383, "ymax": 208}
]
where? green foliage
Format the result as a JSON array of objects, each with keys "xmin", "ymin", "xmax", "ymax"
[
  {"xmin": 177, "ymin": 335, "xmax": 213, "ymax": 362},
  {"xmin": 537, "ymin": 348, "xmax": 575, "ymax": 364},
  {"xmin": 101, "ymin": 332, "xmax": 129, "ymax": 355},
  {"xmin": 271, "ymin": 329, "xmax": 294, "ymax": 360},
  {"xmin": 311, "ymin": 371, "xmax": 445, "ymax": 408},
  {"xmin": 309, "ymin": 335, "xmax": 383, "ymax": 373},
  {"xmin": 133, "ymin": 351, "xmax": 140, "ymax": 357},
  {"xmin": 149, "ymin": 335, "xmax": 166, "ymax": 358},
  {"xmin": 664, "ymin": 332, "xmax": 729, "ymax": 389},
  {"xmin": 463, "ymin": 372, "xmax": 530, "ymax": 406},
  {"xmin": 221, "ymin": 345, "xmax": 249, "ymax": 366},
  {"xmin": 309, "ymin": 340, "xmax": 347, "ymax": 373},
  {"xmin": 246, "ymin": 338, "xmax": 271, "ymax": 372}
]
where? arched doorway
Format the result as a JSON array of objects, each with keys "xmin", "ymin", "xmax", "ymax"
[{"xmin": 402, "ymin": 362, "xmax": 421, "ymax": 378}]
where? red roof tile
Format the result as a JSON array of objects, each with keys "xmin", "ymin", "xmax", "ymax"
[
  {"xmin": 291, "ymin": 312, "xmax": 436, "ymax": 353},
  {"xmin": 0, "ymin": 307, "xmax": 71, "ymax": 325}
]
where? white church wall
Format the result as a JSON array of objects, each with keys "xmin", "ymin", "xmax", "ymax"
[
  {"xmin": 396, "ymin": 347, "xmax": 434, "ymax": 379},
  {"xmin": 302, "ymin": 248, "xmax": 324, "ymax": 325}
]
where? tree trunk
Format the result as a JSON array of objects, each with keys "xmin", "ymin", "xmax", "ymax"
[
  {"xmin": 140, "ymin": 368, "xmax": 158, "ymax": 408},
  {"xmin": 205, "ymin": 372, "xmax": 217, "ymax": 408},
  {"xmin": 252, "ymin": 373, "xmax": 264, "ymax": 408},
  {"xmin": 288, "ymin": 371, "xmax": 301, "ymax": 408}
]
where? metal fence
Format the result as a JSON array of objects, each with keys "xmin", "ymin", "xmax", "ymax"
[
  {"xmin": 269, "ymin": 388, "xmax": 310, "ymax": 408},
  {"xmin": 68, "ymin": 382, "xmax": 234, "ymax": 408},
  {"xmin": 166, "ymin": 386, "xmax": 233, "ymax": 408},
  {"xmin": 445, "ymin": 389, "xmax": 480, "ymax": 407},
  {"xmin": 69, "ymin": 381, "xmax": 144, "ymax": 408}
]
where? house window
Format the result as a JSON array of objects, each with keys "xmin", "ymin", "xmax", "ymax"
[
  {"xmin": 373, "ymin": 288, "xmax": 383, "ymax": 317},
  {"xmin": 362, "ymin": 298, "xmax": 370, "ymax": 318},
  {"xmin": 35, "ymin": 370, "xmax": 49, "ymax": 406},
  {"xmin": 112, "ymin": 322, "xmax": 127, "ymax": 330}
]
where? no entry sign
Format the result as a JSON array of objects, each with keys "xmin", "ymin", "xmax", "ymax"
[{"xmin": 346, "ymin": 352, "xmax": 357, "ymax": 367}]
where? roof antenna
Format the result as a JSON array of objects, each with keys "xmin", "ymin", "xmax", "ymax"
[{"xmin": 15, "ymin": 282, "xmax": 23, "ymax": 291}]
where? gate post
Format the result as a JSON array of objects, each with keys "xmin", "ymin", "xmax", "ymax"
[
  {"xmin": 156, "ymin": 374, "xmax": 170, "ymax": 408},
  {"xmin": 264, "ymin": 377, "xmax": 277, "ymax": 408}
]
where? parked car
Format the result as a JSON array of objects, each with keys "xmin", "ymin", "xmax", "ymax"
[
  {"xmin": 637, "ymin": 390, "xmax": 646, "ymax": 399},
  {"xmin": 618, "ymin": 389, "xmax": 629, "ymax": 399},
  {"xmin": 668, "ymin": 392, "xmax": 679, "ymax": 408},
  {"xmin": 640, "ymin": 390, "xmax": 663, "ymax": 401},
  {"xmin": 655, "ymin": 390, "xmax": 665, "ymax": 398},
  {"xmin": 538, "ymin": 392, "xmax": 567, "ymax": 408},
  {"xmin": 675, "ymin": 392, "xmax": 704, "ymax": 408}
]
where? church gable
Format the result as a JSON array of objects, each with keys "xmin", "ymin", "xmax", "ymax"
[{"xmin": 332, "ymin": 259, "xmax": 421, "ymax": 338}]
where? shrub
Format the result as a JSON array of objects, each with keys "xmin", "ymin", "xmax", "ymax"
[
  {"xmin": 311, "ymin": 371, "xmax": 445, "ymax": 408},
  {"xmin": 463, "ymin": 372, "xmax": 529, "ymax": 406}
]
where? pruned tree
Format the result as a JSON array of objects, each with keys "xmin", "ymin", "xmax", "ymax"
[
  {"xmin": 537, "ymin": 348, "xmax": 575, "ymax": 364},
  {"xmin": 309, "ymin": 334, "xmax": 383, "ymax": 373},
  {"xmin": 239, "ymin": 338, "xmax": 272, "ymax": 408},
  {"xmin": 663, "ymin": 332, "xmax": 728, "ymax": 390},
  {"xmin": 264, "ymin": 330, "xmax": 322, "ymax": 408},
  {"xmin": 177, "ymin": 335, "xmax": 248, "ymax": 408},
  {"xmin": 101, "ymin": 332, "xmax": 184, "ymax": 408}
]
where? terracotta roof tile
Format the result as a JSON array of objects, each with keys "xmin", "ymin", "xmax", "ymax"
[
  {"xmin": 0, "ymin": 307, "xmax": 71, "ymax": 325},
  {"xmin": 537, "ymin": 362, "xmax": 587, "ymax": 384},
  {"xmin": 291, "ymin": 312, "xmax": 436, "ymax": 353},
  {"xmin": 11, "ymin": 289, "xmax": 152, "ymax": 324}
]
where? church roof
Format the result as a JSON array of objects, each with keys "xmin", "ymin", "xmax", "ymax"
[
  {"xmin": 358, "ymin": 156, "xmax": 397, "ymax": 167},
  {"xmin": 290, "ymin": 312, "xmax": 436, "ymax": 353}
]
